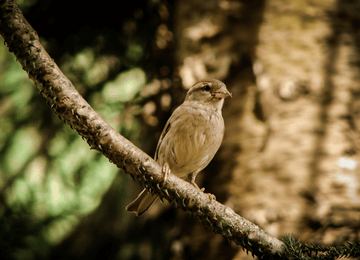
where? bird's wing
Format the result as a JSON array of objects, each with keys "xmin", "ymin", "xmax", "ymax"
[
  {"xmin": 154, "ymin": 115, "xmax": 172, "ymax": 162},
  {"xmin": 153, "ymin": 104, "xmax": 189, "ymax": 162}
]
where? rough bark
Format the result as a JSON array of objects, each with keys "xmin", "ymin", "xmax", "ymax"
[{"xmin": 253, "ymin": 0, "xmax": 360, "ymax": 246}]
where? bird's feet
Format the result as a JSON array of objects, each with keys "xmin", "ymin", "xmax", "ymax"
[
  {"xmin": 161, "ymin": 163, "xmax": 171, "ymax": 187},
  {"xmin": 189, "ymin": 177, "xmax": 216, "ymax": 201},
  {"xmin": 204, "ymin": 190, "xmax": 216, "ymax": 201}
]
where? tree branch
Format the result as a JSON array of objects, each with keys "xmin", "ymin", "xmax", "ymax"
[{"xmin": 0, "ymin": 0, "xmax": 286, "ymax": 258}]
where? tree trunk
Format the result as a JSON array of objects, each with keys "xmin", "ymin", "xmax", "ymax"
[{"xmin": 172, "ymin": 0, "xmax": 360, "ymax": 259}]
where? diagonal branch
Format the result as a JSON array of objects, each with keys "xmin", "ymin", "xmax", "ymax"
[{"xmin": 0, "ymin": 0, "xmax": 286, "ymax": 258}]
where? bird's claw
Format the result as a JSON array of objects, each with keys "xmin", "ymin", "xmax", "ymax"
[
  {"xmin": 207, "ymin": 193, "xmax": 216, "ymax": 201},
  {"xmin": 191, "ymin": 182, "xmax": 216, "ymax": 201},
  {"xmin": 161, "ymin": 163, "xmax": 171, "ymax": 187},
  {"xmin": 200, "ymin": 188, "xmax": 216, "ymax": 201}
]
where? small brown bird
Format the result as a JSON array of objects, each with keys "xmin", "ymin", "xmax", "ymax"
[{"xmin": 126, "ymin": 79, "xmax": 231, "ymax": 216}]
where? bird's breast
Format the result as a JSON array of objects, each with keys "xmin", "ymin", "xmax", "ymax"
[{"xmin": 157, "ymin": 105, "xmax": 224, "ymax": 178}]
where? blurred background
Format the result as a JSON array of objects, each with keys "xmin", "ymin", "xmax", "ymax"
[{"xmin": 1, "ymin": 0, "xmax": 360, "ymax": 259}]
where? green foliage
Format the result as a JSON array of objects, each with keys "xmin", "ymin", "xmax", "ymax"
[
  {"xmin": 103, "ymin": 68, "xmax": 146, "ymax": 103},
  {"xmin": 282, "ymin": 234, "xmax": 360, "ymax": 260},
  {"xmin": 0, "ymin": 31, "xmax": 146, "ymax": 259}
]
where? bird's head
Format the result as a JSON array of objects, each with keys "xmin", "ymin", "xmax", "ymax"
[{"xmin": 185, "ymin": 79, "xmax": 232, "ymax": 109}]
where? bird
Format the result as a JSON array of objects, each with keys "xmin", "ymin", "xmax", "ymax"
[{"xmin": 126, "ymin": 79, "xmax": 231, "ymax": 216}]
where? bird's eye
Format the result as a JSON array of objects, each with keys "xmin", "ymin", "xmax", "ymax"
[{"xmin": 203, "ymin": 84, "xmax": 211, "ymax": 91}]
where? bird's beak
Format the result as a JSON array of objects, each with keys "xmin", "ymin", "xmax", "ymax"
[{"xmin": 214, "ymin": 86, "xmax": 232, "ymax": 99}]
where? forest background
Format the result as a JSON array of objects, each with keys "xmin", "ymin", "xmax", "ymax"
[{"xmin": 0, "ymin": 0, "xmax": 359, "ymax": 259}]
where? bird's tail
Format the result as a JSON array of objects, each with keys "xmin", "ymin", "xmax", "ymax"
[{"xmin": 126, "ymin": 189, "xmax": 158, "ymax": 216}]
